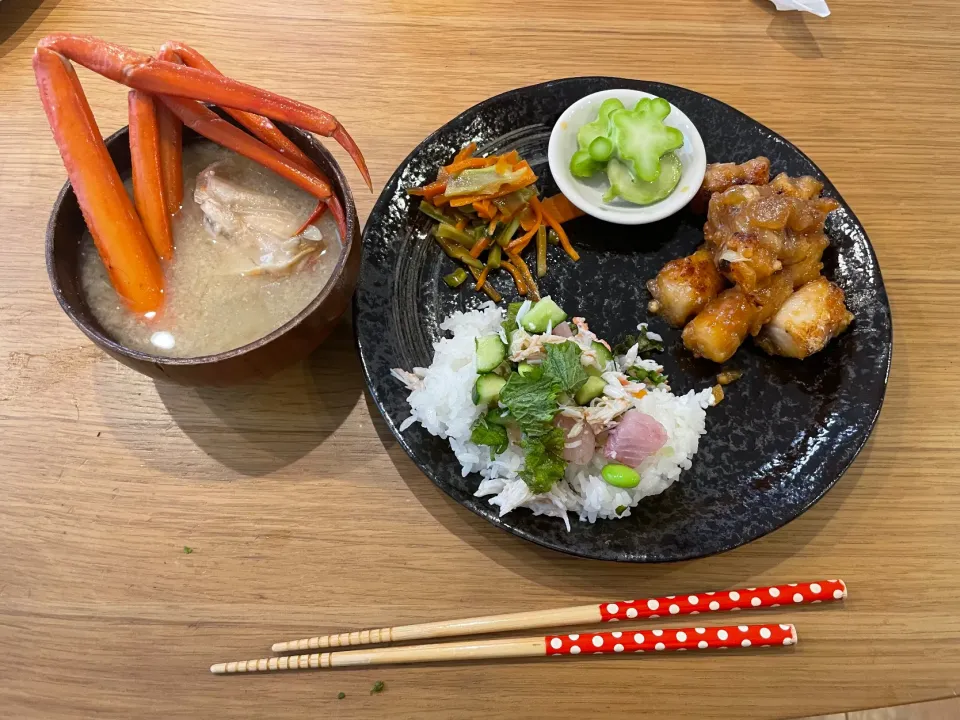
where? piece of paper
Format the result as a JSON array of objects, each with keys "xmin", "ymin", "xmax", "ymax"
[{"xmin": 770, "ymin": 0, "xmax": 830, "ymax": 17}]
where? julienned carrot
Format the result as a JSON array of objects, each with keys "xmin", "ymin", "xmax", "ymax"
[
  {"xmin": 469, "ymin": 267, "xmax": 502, "ymax": 303},
  {"xmin": 470, "ymin": 234, "xmax": 492, "ymax": 259},
  {"xmin": 487, "ymin": 218, "xmax": 498, "ymax": 235},
  {"xmin": 540, "ymin": 192, "xmax": 585, "ymax": 224},
  {"xmin": 518, "ymin": 203, "xmax": 538, "ymax": 232},
  {"xmin": 444, "ymin": 156, "xmax": 498, "ymax": 176},
  {"xmin": 534, "ymin": 196, "xmax": 579, "ymax": 262},
  {"xmin": 408, "ymin": 179, "xmax": 447, "ymax": 198},
  {"xmin": 506, "ymin": 200, "xmax": 542, "ymax": 253},
  {"xmin": 452, "ymin": 142, "xmax": 477, "ymax": 163},
  {"xmin": 455, "ymin": 218, "xmax": 467, "ymax": 231},
  {"xmin": 474, "ymin": 265, "xmax": 491, "ymax": 291},
  {"xmin": 507, "ymin": 252, "xmax": 540, "ymax": 302},
  {"xmin": 500, "ymin": 259, "xmax": 527, "ymax": 296}
]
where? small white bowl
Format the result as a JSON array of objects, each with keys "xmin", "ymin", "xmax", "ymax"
[{"xmin": 548, "ymin": 89, "xmax": 707, "ymax": 225}]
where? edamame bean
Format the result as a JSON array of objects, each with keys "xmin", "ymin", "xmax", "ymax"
[{"xmin": 601, "ymin": 463, "xmax": 641, "ymax": 489}]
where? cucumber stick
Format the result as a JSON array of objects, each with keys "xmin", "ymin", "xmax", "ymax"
[
  {"xmin": 475, "ymin": 335, "xmax": 507, "ymax": 373},
  {"xmin": 521, "ymin": 297, "xmax": 568, "ymax": 333},
  {"xmin": 473, "ymin": 374, "xmax": 506, "ymax": 406}
]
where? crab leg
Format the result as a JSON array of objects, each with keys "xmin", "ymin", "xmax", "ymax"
[
  {"xmin": 159, "ymin": 42, "xmax": 321, "ymax": 175},
  {"xmin": 158, "ymin": 96, "xmax": 348, "ymax": 240},
  {"xmin": 37, "ymin": 34, "xmax": 372, "ymax": 190},
  {"xmin": 159, "ymin": 42, "xmax": 330, "ymax": 233},
  {"xmin": 34, "ymin": 47, "xmax": 164, "ymax": 314},
  {"xmin": 155, "ymin": 47, "xmax": 183, "ymax": 214},
  {"xmin": 128, "ymin": 90, "xmax": 173, "ymax": 260}
]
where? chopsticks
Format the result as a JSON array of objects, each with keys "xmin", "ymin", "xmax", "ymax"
[
  {"xmin": 211, "ymin": 623, "xmax": 797, "ymax": 674},
  {"xmin": 269, "ymin": 579, "xmax": 845, "ymax": 653}
]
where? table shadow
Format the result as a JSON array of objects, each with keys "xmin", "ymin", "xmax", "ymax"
[
  {"xmin": 0, "ymin": 0, "xmax": 59, "ymax": 60},
  {"xmin": 112, "ymin": 317, "xmax": 363, "ymax": 477},
  {"xmin": 368, "ymin": 387, "xmax": 874, "ymax": 597},
  {"xmin": 748, "ymin": 0, "xmax": 845, "ymax": 60}
]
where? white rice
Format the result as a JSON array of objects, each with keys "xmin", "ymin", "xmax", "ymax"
[{"xmin": 393, "ymin": 303, "xmax": 715, "ymax": 529}]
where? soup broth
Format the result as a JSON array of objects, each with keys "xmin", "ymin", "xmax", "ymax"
[{"xmin": 79, "ymin": 142, "xmax": 341, "ymax": 358}]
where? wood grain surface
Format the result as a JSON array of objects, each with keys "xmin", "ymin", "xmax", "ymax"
[{"xmin": 1, "ymin": 1, "xmax": 958, "ymax": 718}]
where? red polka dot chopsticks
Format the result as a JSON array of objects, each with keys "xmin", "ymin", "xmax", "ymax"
[{"xmin": 211, "ymin": 580, "xmax": 843, "ymax": 674}]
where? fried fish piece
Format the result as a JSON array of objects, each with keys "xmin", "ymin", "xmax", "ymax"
[
  {"xmin": 647, "ymin": 247, "xmax": 726, "ymax": 327},
  {"xmin": 755, "ymin": 277, "xmax": 853, "ymax": 359}
]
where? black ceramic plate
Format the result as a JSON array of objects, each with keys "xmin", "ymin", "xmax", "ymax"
[{"xmin": 354, "ymin": 77, "xmax": 891, "ymax": 562}]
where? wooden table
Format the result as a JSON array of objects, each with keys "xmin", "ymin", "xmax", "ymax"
[{"xmin": 1, "ymin": 1, "xmax": 958, "ymax": 718}]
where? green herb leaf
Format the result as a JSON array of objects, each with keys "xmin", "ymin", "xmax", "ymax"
[
  {"xmin": 337, "ymin": 692, "xmax": 346, "ymax": 700},
  {"xmin": 519, "ymin": 426, "xmax": 567, "ymax": 494},
  {"xmin": 470, "ymin": 414, "xmax": 509, "ymax": 456},
  {"xmin": 183, "ymin": 546, "xmax": 193, "ymax": 554},
  {"xmin": 370, "ymin": 681, "xmax": 385, "ymax": 695},
  {"xmin": 542, "ymin": 341, "xmax": 588, "ymax": 395},
  {"xmin": 626, "ymin": 365, "xmax": 667, "ymax": 386},
  {"xmin": 613, "ymin": 333, "xmax": 664, "ymax": 357},
  {"xmin": 503, "ymin": 302, "xmax": 523, "ymax": 336},
  {"xmin": 498, "ymin": 372, "xmax": 561, "ymax": 437}
]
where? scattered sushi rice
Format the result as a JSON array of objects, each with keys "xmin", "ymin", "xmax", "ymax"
[{"xmin": 393, "ymin": 303, "xmax": 715, "ymax": 529}]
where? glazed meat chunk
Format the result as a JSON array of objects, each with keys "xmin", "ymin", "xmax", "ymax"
[
  {"xmin": 692, "ymin": 157, "xmax": 771, "ymax": 212},
  {"xmin": 647, "ymin": 247, "xmax": 726, "ymax": 327},
  {"xmin": 755, "ymin": 277, "xmax": 854, "ymax": 359},
  {"xmin": 681, "ymin": 287, "xmax": 757, "ymax": 363}
]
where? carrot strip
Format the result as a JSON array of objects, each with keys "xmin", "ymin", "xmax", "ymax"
[
  {"xmin": 469, "ymin": 235, "xmax": 492, "ymax": 259},
  {"xmin": 500, "ymin": 260, "xmax": 527, "ymax": 296},
  {"xmin": 408, "ymin": 179, "xmax": 446, "ymax": 198},
  {"xmin": 541, "ymin": 192, "xmax": 585, "ymax": 223},
  {"xmin": 474, "ymin": 265, "xmax": 491, "ymax": 291},
  {"xmin": 453, "ymin": 142, "xmax": 477, "ymax": 163},
  {"xmin": 487, "ymin": 218, "xmax": 498, "ymax": 235},
  {"xmin": 507, "ymin": 201, "xmax": 542, "ymax": 253},
  {"xmin": 469, "ymin": 267, "xmax": 502, "ymax": 302},
  {"xmin": 502, "ymin": 150, "xmax": 520, "ymax": 165},
  {"xmin": 455, "ymin": 218, "xmax": 467, "ymax": 231},
  {"xmin": 507, "ymin": 252, "xmax": 540, "ymax": 301},
  {"xmin": 444, "ymin": 156, "xmax": 499, "ymax": 175},
  {"xmin": 533, "ymin": 196, "xmax": 579, "ymax": 261},
  {"xmin": 518, "ymin": 203, "xmax": 538, "ymax": 232}
]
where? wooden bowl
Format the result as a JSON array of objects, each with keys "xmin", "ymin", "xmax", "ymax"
[{"xmin": 45, "ymin": 113, "xmax": 362, "ymax": 386}]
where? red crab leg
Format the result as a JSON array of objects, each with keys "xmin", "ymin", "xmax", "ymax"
[
  {"xmin": 160, "ymin": 42, "xmax": 321, "ymax": 175},
  {"xmin": 128, "ymin": 90, "xmax": 173, "ymax": 260},
  {"xmin": 37, "ymin": 34, "xmax": 372, "ymax": 190},
  {"xmin": 34, "ymin": 47, "xmax": 164, "ymax": 314},
  {"xmin": 158, "ymin": 96, "xmax": 348, "ymax": 240},
  {"xmin": 159, "ymin": 42, "xmax": 330, "ymax": 234},
  {"xmin": 155, "ymin": 47, "xmax": 183, "ymax": 214}
]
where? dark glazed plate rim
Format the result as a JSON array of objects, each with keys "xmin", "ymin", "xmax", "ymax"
[
  {"xmin": 355, "ymin": 76, "xmax": 892, "ymax": 562},
  {"xmin": 45, "ymin": 117, "xmax": 359, "ymax": 367}
]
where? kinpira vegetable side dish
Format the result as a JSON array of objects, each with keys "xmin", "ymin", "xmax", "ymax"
[{"xmin": 408, "ymin": 145, "xmax": 584, "ymax": 302}]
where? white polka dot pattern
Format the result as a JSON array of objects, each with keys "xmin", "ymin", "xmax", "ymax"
[
  {"xmin": 545, "ymin": 624, "xmax": 796, "ymax": 656},
  {"xmin": 597, "ymin": 580, "xmax": 846, "ymax": 622}
]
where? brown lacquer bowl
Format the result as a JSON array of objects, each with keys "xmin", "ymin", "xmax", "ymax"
[{"xmin": 46, "ymin": 113, "xmax": 362, "ymax": 386}]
